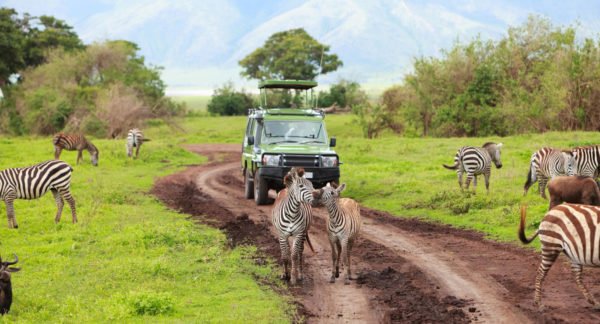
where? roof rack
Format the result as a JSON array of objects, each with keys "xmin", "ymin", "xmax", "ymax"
[{"xmin": 258, "ymin": 79, "xmax": 318, "ymax": 90}]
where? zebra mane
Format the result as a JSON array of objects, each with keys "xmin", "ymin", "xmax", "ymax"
[{"xmin": 482, "ymin": 142, "xmax": 497, "ymax": 148}]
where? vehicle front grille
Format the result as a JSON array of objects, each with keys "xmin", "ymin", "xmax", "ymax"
[{"xmin": 282, "ymin": 154, "xmax": 319, "ymax": 167}]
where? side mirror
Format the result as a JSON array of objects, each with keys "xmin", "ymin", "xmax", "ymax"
[
  {"xmin": 329, "ymin": 137, "xmax": 336, "ymax": 147},
  {"xmin": 247, "ymin": 136, "xmax": 255, "ymax": 146}
]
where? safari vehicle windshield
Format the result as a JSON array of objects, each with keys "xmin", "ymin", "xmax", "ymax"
[{"xmin": 262, "ymin": 121, "xmax": 326, "ymax": 145}]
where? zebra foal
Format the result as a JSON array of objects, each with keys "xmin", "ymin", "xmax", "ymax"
[
  {"xmin": 443, "ymin": 142, "xmax": 503, "ymax": 193},
  {"xmin": 53, "ymin": 133, "xmax": 99, "ymax": 166},
  {"xmin": 272, "ymin": 167, "xmax": 314, "ymax": 285},
  {"xmin": 519, "ymin": 204, "xmax": 600, "ymax": 310},
  {"xmin": 523, "ymin": 147, "xmax": 574, "ymax": 198},
  {"xmin": 126, "ymin": 128, "xmax": 149, "ymax": 159},
  {"xmin": 313, "ymin": 182, "xmax": 361, "ymax": 284},
  {"xmin": 0, "ymin": 160, "xmax": 77, "ymax": 228}
]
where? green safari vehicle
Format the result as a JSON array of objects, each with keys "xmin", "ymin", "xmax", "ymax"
[{"xmin": 242, "ymin": 80, "xmax": 340, "ymax": 205}]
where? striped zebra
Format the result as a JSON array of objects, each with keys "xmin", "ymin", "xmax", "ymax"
[
  {"xmin": 572, "ymin": 146, "xmax": 600, "ymax": 178},
  {"xmin": 0, "ymin": 160, "xmax": 77, "ymax": 229},
  {"xmin": 523, "ymin": 147, "xmax": 574, "ymax": 198},
  {"xmin": 53, "ymin": 133, "xmax": 99, "ymax": 166},
  {"xmin": 272, "ymin": 167, "xmax": 314, "ymax": 285},
  {"xmin": 519, "ymin": 204, "xmax": 600, "ymax": 310},
  {"xmin": 313, "ymin": 182, "xmax": 361, "ymax": 284},
  {"xmin": 443, "ymin": 142, "xmax": 503, "ymax": 193},
  {"xmin": 126, "ymin": 128, "xmax": 148, "ymax": 159}
]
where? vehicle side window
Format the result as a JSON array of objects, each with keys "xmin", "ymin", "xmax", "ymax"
[
  {"xmin": 245, "ymin": 119, "xmax": 254, "ymax": 137},
  {"xmin": 249, "ymin": 119, "xmax": 257, "ymax": 137}
]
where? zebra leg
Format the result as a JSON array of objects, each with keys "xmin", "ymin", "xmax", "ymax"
[
  {"xmin": 51, "ymin": 189, "xmax": 64, "ymax": 223},
  {"xmin": 464, "ymin": 173, "xmax": 474, "ymax": 191},
  {"xmin": 473, "ymin": 175, "xmax": 478, "ymax": 190},
  {"xmin": 279, "ymin": 235, "xmax": 290, "ymax": 281},
  {"xmin": 77, "ymin": 150, "xmax": 83, "ymax": 164},
  {"xmin": 342, "ymin": 238, "xmax": 352, "ymax": 285},
  {"xmin": 457, "ymin": 170, "xmax": 464, "ymax": 190},
  {"xmin": 60, "ymin": 190, "xmax": 77, "ymax": 224},
  {"xmin": 297, "ymin": 234, "xmax": 306, "ymax": 282},
  {"xmin": 335, "ymin": 240, "xmax": 342, "ymax": 278},
  {"xmin": 127, "ymin": 144, "xmax": 132, "ymax": 158},
  {"xmin": 4, "ymin": 198, "xmax": 17, "ymax": 229},
  {"xmin": 290, "ymin": 234, "xmax": 305, "ymax": 285},
  {"xmin": 539, "ymin": 177, "xmax": 548, "ymax": 199},
  {"xmin": 135, "ymin": 145, "xmax": 141, "ymax": 159},
  {"xmin": 534, "ymin": 249, "xmax": 559, "ymax": 310},
  {"xmin": 54, "ymin": 146, "xmax": 62, "ymax": 159},
  {"xmin": 484, "ymin": 172, "xmax": 491, "ymax": 194},
  {"xmin": 329, "ymin": 237, "xmax": 338, "ymax": 283},
  {"xmin": 571, "ymin": 263, "xmax": 599, "ymax": 307}
]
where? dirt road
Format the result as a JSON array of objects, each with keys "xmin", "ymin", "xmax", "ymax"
[{"xmin": 153, "ymin": 144, "xmax": 600, "ymax": 323}]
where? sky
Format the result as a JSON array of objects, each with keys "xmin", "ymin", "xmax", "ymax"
[{"xmin": 2, "ymin": 0, "xmax": 600, "ymax": 95}]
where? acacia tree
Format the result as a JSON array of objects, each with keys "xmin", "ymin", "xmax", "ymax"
[{"xmin": 239, "ymin": 28, "xmax": 343, "ymax": 80}]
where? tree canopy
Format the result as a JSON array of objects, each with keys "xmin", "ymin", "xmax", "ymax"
[
  {"xmin": 239, "ymin": 28, "xmax": 343, "ymax": 80},
  {"xmin": 0, "ymin": 7, "xmax": 83, "ymax": 86}
]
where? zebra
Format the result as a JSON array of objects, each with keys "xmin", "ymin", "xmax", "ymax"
[
  {"xmin": 126, "ymin": 128, "xmax": 149, "ymax": 159},
  {"xmin": 519, "ymin": 204, "xmax": 600, "ymax": 310},
  {"xmin": 272, "ymin": 167, "xmax": 314, "ymax": 285},
  {"xmin": 572, "ymin": 146, "xmax": 600, "ymax": 178},
  {"xmin": 313, "ymin": 182, "xmax": 361, "ymax": 284},
  {"xmin": 443, "ymin": 142, "xmax": 503, "ymax": 193},
  {"xmin": 0, "ymin": 160, "xmax": 77, "ymax": 229},
  {"xmin": 53, "ymin": 133, "xmax": 99, "ymax": 166},
  {"xmin": 523, "ymin": 147, "xmax": 575, "ymax": 198}
]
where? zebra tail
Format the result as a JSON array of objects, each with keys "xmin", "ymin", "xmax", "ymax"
[
  {"xmin": 305, "ymin": 232, "xmax": 315, "ymax": 253},
  {"xmin": 523, "ymin": 165, "xmax": 534, "ymax": 194},
  {"xmin": 142, "ymin": 138, "xmax": 151, "ymax": 142},
  {"xmin": 443, "ymin": 162, "xmax": 458, "ymax": 170},
  {"xmin": 518, "ymin": 205, "xmax": 539, "ymax": 244}
]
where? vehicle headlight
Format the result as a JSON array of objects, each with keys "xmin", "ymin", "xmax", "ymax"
[
  {"xmin": 321, "ymin": 156, "xmax": 338, "ymax": 167},
  {"xmin": 262, "ymin": 154, "xmax": 281, "ymax": 166}
]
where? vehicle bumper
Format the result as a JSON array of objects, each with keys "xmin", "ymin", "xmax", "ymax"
[{"xmin": 258, "ymin": 167, "xmax": 340, "ymax": 188}]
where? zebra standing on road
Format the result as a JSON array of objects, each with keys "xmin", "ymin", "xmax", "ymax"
[
  {"xmin": 313, "ymin": 182, "xmax": 361, "ymax": 285},
  {"xmin": 0, "ymin": 160, "xmax": 77, "ymax": 229},
  {"xmin": 443, "ymin": 142, "xmax": 503, "ymax": 193},
  {"xmin": 523, "ymin": 147, "xmax": 574, "ymax": 198},
  {"xmin": 519, "ymin": 204, "xmax": 600, "ymax": 310},
  {"xmin": 53, "ymin": 133, "xmax": 99, "ymax": 166},
  {"xmin": 572, "ymin": 146, "xmax": 600, "ymax": 178},
  {"xmin": 126, "ymin": 128, "xmax": 148, "ymax": 159},
  {"xmin": 272, "ymin": 167, "xmax": 314, "ymax": 285}
]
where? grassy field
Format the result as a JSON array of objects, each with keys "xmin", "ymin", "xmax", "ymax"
[
  {"xmin": 171, "ymin": 95, "xmax": 211, "ymax": 114},
  {"xmin": 0, "ymin": 132, "xmax": 291, "ymax": 322},
  {"xmin": 168, "ymin": 114, "xmax": 598, "ymax": 247}
]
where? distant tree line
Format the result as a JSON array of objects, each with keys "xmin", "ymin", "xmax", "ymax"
[
  {"xmin": 0, "ymin": 7, "xmax": 183, "ymax": 137},
  {"xmin": 377, "ymin": 15, "xmax": 600, "ymax": 137}
]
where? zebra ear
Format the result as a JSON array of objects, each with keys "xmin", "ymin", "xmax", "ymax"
[
  {"xmin": 330, "ymin": 182, "xmax": 339, "ymax": 189},
  {"xmin": 337, "ymin": 183, "xmax": 346, "ymax": 193},
  {"xmin": 297, "ymin": 168, "xmax": 305, "ymax": 177},
  {"xmin": 496, "ymin": 143, "xmax": 503, "ymax": 148},
  {"xmin": 283, "ymin": 174, "xmax": 293, "ymax": 186}
]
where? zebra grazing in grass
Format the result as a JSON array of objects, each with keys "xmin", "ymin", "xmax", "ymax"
[
  {"xmin": 53, "ymin": 133, "xmax": 99, "ymax": 166},
  {"xmin": 523, "ymin": 147, "xmax": 574, "ymax": 198},
  {"xmin": 313, "ymin": 182, "xmax": 361, "ymax": 285},
  {"xmin": 519, "ymin": 204, "xmax": 600, "ymax": 310},
  {"xmin": 126, "ymin": 128, "xmax": 149, "ymax": 159},
  {"xmin": 443, "ymin": 142, "xmax": 503, "ymax": 193},
  {"xmin": 272, "ymin": 167, "xmax": 314, "ymax": 285},
  {"xmin": 572, "ymin": 146, "xmax": 600, "ymax": 178},
  {"xmin": 0, "ymin": 160, "xmax": 77, "ymax": 229}
]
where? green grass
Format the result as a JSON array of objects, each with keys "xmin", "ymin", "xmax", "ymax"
[
  {"xmin": 170, "ymin": 95, "xmax": 211, "ymax": 114},
  {"xmin": 0, "ymin": 133, "xmax": 291, "ymax": 322}
]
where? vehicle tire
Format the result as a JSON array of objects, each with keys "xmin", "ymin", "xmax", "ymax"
[
  {"xmin": 244, "ymin": 169, "xmax": 254, "ymax": 199},
  {"xmin": 254, "ymin": 171, "xmax": 270, "ymax": 205}
]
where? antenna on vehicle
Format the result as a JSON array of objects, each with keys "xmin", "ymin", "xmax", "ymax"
[{"xmin": 315, "ymin": 46, "xmax": 325, "ymax": 108}]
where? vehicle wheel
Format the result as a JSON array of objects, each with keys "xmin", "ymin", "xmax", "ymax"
[
  {"xmin": 254, "ymin": 172, "xmax": 270, "ymax": 205},
  {"xmin": 244, "ymin": 169, "xmax": 254, "ymax": 199}
]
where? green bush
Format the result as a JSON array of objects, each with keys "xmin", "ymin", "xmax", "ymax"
[
  {"xmin": 128, "ymin": 291, "xmax": 175, "ymax": 316},
  {"xmin": 207, "ymin": 82, "xmax": 254, "ymax": 116}
]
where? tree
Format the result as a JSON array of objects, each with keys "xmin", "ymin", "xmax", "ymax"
[
  {"xmin": 207, "ymin": 82, "xmax": 254, "ymax": 116},
  {"xmin": 0, "ymin": 8, "xmax": 25, "ymax": 86},
  {"xmin": 239, "ymin": 28, "xmax": 343, "ymax": 80},
  {"xmin": 318, "ymin": 79, "xmax": 367, "ymax": 108}
]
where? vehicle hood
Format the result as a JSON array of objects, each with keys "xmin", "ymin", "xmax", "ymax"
[{"xmin": 260, "ymin": 144, "xmax": 337, "ymax": 155}]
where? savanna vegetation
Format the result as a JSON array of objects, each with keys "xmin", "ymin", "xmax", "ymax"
[{"xmin": 367, "ymin": 15, "xmax": 600, "ymax": 137}]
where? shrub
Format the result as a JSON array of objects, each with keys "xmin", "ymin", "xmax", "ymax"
[
  {"xmin": 128, "ymin": 291, "xmax": 175, "ymax": 316},
  {"xmin": 207, "ymin": 82, "xmax": 254, "ymax": 116}
]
